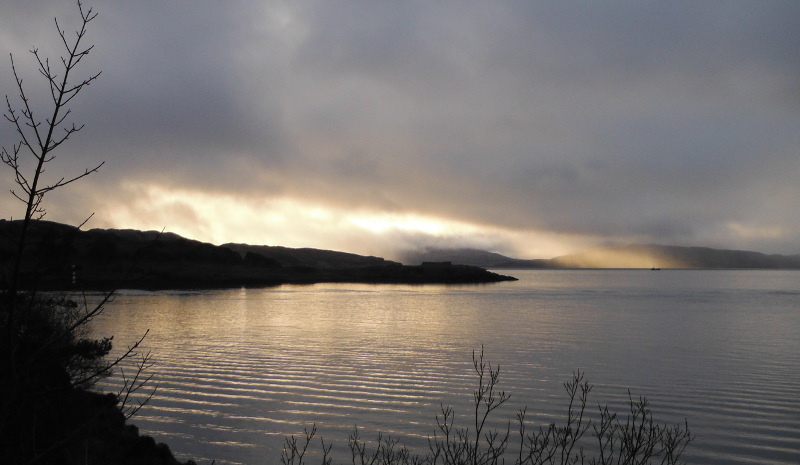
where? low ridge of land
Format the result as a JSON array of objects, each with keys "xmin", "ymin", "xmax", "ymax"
[{"xmin": 0, "ymin": 220, "xmax": 515, "ymax": 290}]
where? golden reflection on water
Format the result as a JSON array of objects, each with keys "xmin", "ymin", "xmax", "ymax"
[{"xmin": 94, "ymin": 271, "xmax": 800, "ymax": 465}]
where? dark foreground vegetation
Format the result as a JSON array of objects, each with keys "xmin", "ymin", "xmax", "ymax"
[
  {"xmin": 0, "ymin": 292, "xmax": 193, "ymax": 465},
  {"xmin": 282, "ymin": 349, "xmax": 693, "ymax": 465}
]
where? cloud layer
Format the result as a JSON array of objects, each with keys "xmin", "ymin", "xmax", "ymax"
[{"xmin": 2, "ymin": 1, "xmax": 799, "ymax": 258}]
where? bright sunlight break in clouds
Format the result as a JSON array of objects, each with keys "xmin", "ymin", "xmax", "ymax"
[{"xmin": 2, "ymin": 1, "xmax": 799, "ymax": 259}]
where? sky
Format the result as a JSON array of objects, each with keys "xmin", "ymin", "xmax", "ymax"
[{"xmin": 1, "ymin": 1, "xmax": 798, "ymax": 260}]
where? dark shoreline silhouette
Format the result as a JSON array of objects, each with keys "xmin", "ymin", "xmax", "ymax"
[{"xmin": 0, "ymin": 220, "xmax": 516, "ymax": 290}]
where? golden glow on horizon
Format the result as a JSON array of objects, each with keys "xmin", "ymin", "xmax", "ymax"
[
  {"xmin": 99, "ymin": 182, "xmax": 579, "ymax": 259},
  {"xmin": 349, "ymin": 214, "xmax": 446, "ymax": 235}
]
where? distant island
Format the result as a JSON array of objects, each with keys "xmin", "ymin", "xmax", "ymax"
[
  {"xmin": 0, "ymin": 220, "xmax": 516, "ymax": 290},
  {"xmin": 400, "ymin": 245, "xmax": 800, "ymax": 269}
]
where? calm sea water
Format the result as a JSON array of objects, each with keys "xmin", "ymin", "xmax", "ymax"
[{"xmin": 91, "ymin": 270, "xmax": 800, "ymax": 465}]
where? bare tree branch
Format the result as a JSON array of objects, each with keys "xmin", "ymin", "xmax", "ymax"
[{"xmin": 2, "ymin": 2, "xmax": 103, "ymax": 329}]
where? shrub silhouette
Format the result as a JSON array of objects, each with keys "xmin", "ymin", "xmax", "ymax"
[{"xmin": 281, "ymin": 348, "xmax": 693, "ymax": 465}]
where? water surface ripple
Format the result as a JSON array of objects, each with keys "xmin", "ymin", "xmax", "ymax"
[{"xmin": 92, "ymin": 270, "xmax": 800, "ymax": 465}]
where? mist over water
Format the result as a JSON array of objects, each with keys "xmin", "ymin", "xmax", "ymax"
[{"xmin": 92, "ymin": 270, "xmax": 800, "ymax": 465}]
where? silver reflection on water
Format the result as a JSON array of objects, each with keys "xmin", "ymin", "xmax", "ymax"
[{"xmin": 93, "ymin": 270, "xmax": 800, "ymax": 465}]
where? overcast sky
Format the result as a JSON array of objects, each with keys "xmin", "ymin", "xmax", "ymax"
[{"xmin": 1, "ymin": 1, "xmax": 798, "ymax": 259}]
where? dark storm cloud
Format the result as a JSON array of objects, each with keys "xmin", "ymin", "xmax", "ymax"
[{"xmin": 1, "ymin": 1, "xmax": 798, "ymax": 255}]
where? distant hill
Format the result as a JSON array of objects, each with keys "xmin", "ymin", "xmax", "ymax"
[
  {"xmin": 0, "ymin": 220, "xmax": 515, "ymax": 289},
  {"xmin": 400, "ymin": 248, "xmax": 550, "ymax": 269},
  {"xmin": 401, "ymin": 245, "xmax": 800, "ymax": 269},
  {"xmin": 549, "ymin": 244, "xmax": 800, "ymax": 269}
]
